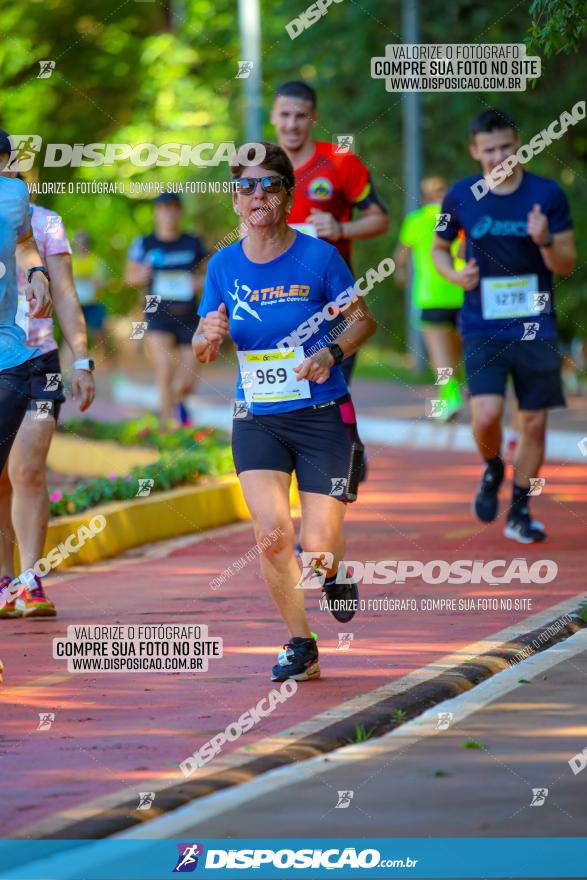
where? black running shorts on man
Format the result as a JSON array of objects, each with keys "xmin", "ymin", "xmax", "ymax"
[{"xmin": 464, "ymin": 337, "xmax": 565, "ymax": 410}]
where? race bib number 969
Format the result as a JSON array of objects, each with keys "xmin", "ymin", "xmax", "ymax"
[{"xmin": 237, "ymin": 347, "xmax": 311, "ymax": 404}]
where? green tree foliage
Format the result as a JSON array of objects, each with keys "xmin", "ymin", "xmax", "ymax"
[{"xmin": 528, "ymin": 0, "xmax": 587, "ymax": 56}]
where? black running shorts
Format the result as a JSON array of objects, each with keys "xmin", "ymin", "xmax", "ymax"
[
  {"xmin": 464, "ymin": 337, "xmax": 565, "ymax": 410},
  {"xmin": 232, "ymin": 396, "xmax": 360, "ymax": 502}
]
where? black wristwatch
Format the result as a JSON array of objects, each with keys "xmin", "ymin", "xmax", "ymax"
[
  {"xmin": 328, "ymin": 343, "xmax": 345, "ymax": 365},
  {"xmin": 27, "ymin": 266, "xmax": 49, "ymax": 283}
]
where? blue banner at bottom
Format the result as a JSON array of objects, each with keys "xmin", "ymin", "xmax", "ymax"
[{"xmin": 0, "ymin": 838, "xmax": 586, "ymax": 879}]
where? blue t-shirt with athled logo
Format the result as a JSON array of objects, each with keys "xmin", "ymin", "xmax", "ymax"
[
  {"xmin": 437, "ymin": 171, "xmax": 573, "ymax": 340},
  {"xmin": 198, "ymin": 233, "xmax": 353, "ymax": 413}
]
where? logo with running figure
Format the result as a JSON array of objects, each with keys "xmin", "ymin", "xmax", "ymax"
[
  {"xmin": 173, "ymin": 843, "xmax": 204, "ymax": 872},
  {"xmin": 334, "ymin": 135, "xmax": 354, "ymax": 154},
  {"xmin": 44, "ymin": 215, "xmax": 63, "ymax": 236},
  {"xmin": 329, "ymin": 477, "xmax": 347, "ymax": 497},
  {"xmin": 130, "ymin": 321, "xmax": 148, "ymax": 339},
  {"xmin": 528, "ymin": 477, "xmax": 546, "ymax": 496},
  {"xmin": 144, "ymin": 294, "xmax": 161, "ymax": 313},
  {"xmin": 435, "ymin": 367, "xmax": 453, "ymax": 385},
  {"xmin": 37, "ymin": 712, "xmax": 55, "ymax": 731},
  {"xmin": 426, "ymin": 399, "xmax": 447, "ymax": 419},
  {"xmin": 232, "ymin": 400, "xmax": 251, "ymax": 420},
  {"xmin": 44, "ymin": 373, "xmax": 61, "ymax": 391},
  {"xmin": 522, "ymin": 322, "xmax": 539, "ymax": 341},
  {"xmin": 530, "ymin": 788, "xmax": 549, "ymax": 806},
  {"xmin": 236, "ymin": 61, "xmax": 253, "ymax": 79},
  {"xmin": 299, "ymin": 552, "xmax": 334, "ymax": 589},
  {"xmin": 433, "ymin": 213, "xmax": 451, "ymax": 232},
  {"xmin": 136, "ymin": 791, "xmax": 155, "ymax": 810},
  {"xmin": 33, "ymin": 400, "xmax": 54, "ymax": 420},
  {"xmin": 335, "ymin": 790, "xmax": 354, "ymax": 808},
  {"xmin": 38, "ymin": 60, "xmax": 56, "ymax": 78},
  {"xmin": 227, "ymin": 278, "xmax": 261, "ymax": 322},
  {"xmin": 436, "ymin": 711, "xmax": 453, "ymax": 730},
  {"xmin": 6, "ymin": 135, "xmax": 42, "ymax": 172}
]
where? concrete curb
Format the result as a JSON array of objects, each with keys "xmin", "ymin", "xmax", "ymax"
[{"xmin": 39, "ymin": 611, "xmax": 585, "ymax": 840}]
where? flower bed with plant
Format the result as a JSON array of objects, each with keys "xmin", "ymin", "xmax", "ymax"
[
  {"xmin": 50, "ymin": 417, "xmax": 233, "ymax": 518},
  {"xmin": 61, "ymin": 414, "xmax": 224, "ymax": 451}
]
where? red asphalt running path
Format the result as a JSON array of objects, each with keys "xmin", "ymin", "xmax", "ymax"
[{"xmin": 1, "ymin": 446, "xmax": 585, "ymax": 836}]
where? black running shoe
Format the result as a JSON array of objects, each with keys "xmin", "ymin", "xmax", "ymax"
[
  {"xmin": 321, "ymin": 571, "xmax": 359, "ymax": 623},
  {"xmin": 271, "ymin": 636, "xmax": 320, "ymax": 681},
  {"xmin": 474, "ymin": 460, "xmax": 504, "ymax": 523},
  {"xmin": 504, "ymin": 511, "xmax": 546, "ymax": 544}
]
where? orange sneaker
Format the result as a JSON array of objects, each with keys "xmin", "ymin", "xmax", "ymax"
[
  {"xmin": 0, "ymin": 576, "xmax": 22, "ymax": 619},
  {"xmin": 15, "ymin": 575, "xmax": 57, "ymax": 618}
]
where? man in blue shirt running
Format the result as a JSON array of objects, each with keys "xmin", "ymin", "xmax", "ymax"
[
  {"xmin": 432, "ymin": 108, "xmax": 576, "ymax": 544},
  {"xmin": 193, "ymin": 142, "xmax": 376, "ymax": 682}
]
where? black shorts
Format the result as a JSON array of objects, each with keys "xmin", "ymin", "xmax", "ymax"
[
  {"xmin": 147, "ymin": 299, "xmax": 198, "ymax": 346},
  {"xmin": 231, "ymin": 396, "xmax": 361, "ymax": 501},
  {"xmin": 26, "ymin": 349, "xmax": 66, "ymax": 421},
  {"xmin": 0, "ymin": 360, "xmax": 30, "ymax": 472},
  {"xmin": 420, "ymin": 307, "xmax": 460, "ymax": 328},
  {"xmin": 464, "ymin": 337, "xmax": 565, "ymax": 410}
]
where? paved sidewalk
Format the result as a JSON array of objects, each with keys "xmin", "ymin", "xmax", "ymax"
[
  {"xmin": 175, "ymin": 631, "xmax": 587, "ymax": 843},
  {"xmin": 1, "ymin": 445, "xmax": 586, "ymax": 839}
]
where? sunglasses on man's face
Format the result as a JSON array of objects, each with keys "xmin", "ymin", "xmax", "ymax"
[{"xmin": 233, "ymin": 175, "xmax": 287, "ymax": 195}]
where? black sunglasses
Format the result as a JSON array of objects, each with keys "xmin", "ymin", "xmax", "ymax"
[{"xmin": 233, "ymin": 175, "xmax": 288, "ymax": 195}]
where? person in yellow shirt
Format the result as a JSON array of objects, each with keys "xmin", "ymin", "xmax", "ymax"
[{"xmin": 394, "ymin": 177, "xmax": 464, "ymax": 420}]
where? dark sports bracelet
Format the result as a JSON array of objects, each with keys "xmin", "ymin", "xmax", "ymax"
[
  {"xmin": 27, "ymin": 266, "xmax": 49, "ymax": 283},
  {"xmin": 328, "ymin": 343, "xmax": 345, "ymax": 365}
]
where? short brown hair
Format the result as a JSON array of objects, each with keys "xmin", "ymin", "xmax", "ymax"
[
  {"xmin": 421, "ymin": 176, "xmax": 448, "ymax": 202},
  {"xmin": 231, "ymin": 141, "xmax": 295, "ymax": 191}
]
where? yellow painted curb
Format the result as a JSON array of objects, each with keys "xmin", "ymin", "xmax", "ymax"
[
  {"xmin": 48, "ymin": 434, "xmax": 159, "ymax": 477},
  {"xmin": 21, "ymin": 476, "xmax": 300, "ymax": 572},
  {"xmin": 35, "ymin": 476, "xmax": 248, "ymax": 570}
]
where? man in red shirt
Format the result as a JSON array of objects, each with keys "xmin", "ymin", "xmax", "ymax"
[{"xmin": 271, "ymin": 80, "xmax": 389, "ymax": 383}]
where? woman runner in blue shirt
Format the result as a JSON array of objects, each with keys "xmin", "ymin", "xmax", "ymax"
[{"xmin": 192, "ymin": 143, "xmax": 376, "ymax": 682}]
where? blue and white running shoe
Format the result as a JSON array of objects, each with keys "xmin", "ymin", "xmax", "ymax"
[{"xmin": 271, "ymin": 636, "xmax": 320, "ymax": 682}]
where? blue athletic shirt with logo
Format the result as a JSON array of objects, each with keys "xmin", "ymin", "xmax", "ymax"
[
  {"xmin": 436, "ymin": 171, "xmax": 572, "ymax": 340},
  {"xmin": 198, "ymin": 232, "xmax": 353, "ymax": 414}
]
